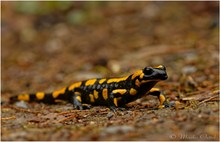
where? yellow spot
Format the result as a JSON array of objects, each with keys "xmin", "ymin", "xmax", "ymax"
[
  {"xmin": 85, "ymin": 79, "xmax": 97, "ymax": 86},
  {"xmin": 68, "ymin": 82, "xmax": 82, "ymax": 91},
  {"xmin": 135, "ymin": 79, "xmax": 141, "ymax": 87},
  {"xmin": 102, "ymin": 89, "xmax": 108, "ymax": 100},
  {"xmin": 18, "ymin": 94, "xmax": 30, "ymax": 101},
  {"xmin": 131, "ymin": 70, "xmax": 143, "ymax": 80},
  {"xmin": 114, "ymin": 98, "xmax": 118, "ymax": 107},
  {"xmin": 93, "ymin": 90, "xmax": 99, "ymax": 99},
  {"xmin": 99, "ymin": 79, "xmax": 106, "ymax": 84},
  {"xmin": 150, "ymin": 88, "xmax": 160, "ymax": 92},
  {"xmin": 53, "ymin": 87, "xmax": 66, "ymax": 98},
  {"xmin": 112, "ymin": 89, "xmax": 127, "ymax": 95},
  {"xmin": 158, "ymin": 105, "xmax": 165, "ymax": 109},
  {"xmin": 155, "ymin": 65, "xmax": 163, "ymax": 69},
  {"xmin": 75, "ymin": 92, "xmax": 81, "ymax": 95},
  {"xmin": 107, "ymin": 76, "xmax": 128, "ymax": 83},
  {"xmin": 36, "ymin": 92, "xmax": 45, "ymax": 100},
  {"xmin": 159, "ymin": 94, "xmax": 166, "ymax": 105},
  {"xmin": 89, "ymin": 94, "xmax": 95, "ymax": 103},
  {"xmin": 76, "ymin": 96, "xmax": 82, "ymax": 102},
  {"xmin": 129, "ymin": 88, "xmax": 137, "ymax": 95}
]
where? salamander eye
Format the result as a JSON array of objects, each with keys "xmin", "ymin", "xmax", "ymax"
[{"xmin": 143, "ymin": 67, "xmax": 153, "ymax": 75}]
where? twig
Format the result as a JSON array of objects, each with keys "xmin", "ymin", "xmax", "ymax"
[
  {"xmin": 4, "ymin": 105, "xmax": 40, "ymax": 114},
  {"xmin": 58, "ymin": 114, "xmax": 77, "ymax": 123},
  {"xmin": 198, "ymin": 95, "xmax": 219, "ymax": 105},
  {"xmin": 1, "ymin": 116, "xmax": 16, "ymax": 120}
]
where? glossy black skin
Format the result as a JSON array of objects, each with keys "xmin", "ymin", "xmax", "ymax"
[
  {"xmin": 72, "ymin": 66, "xmax": 168, "ymax": 107},
  {"xmin": 9, "ymin": 66, "xmax": 168, "ymax": 110}
]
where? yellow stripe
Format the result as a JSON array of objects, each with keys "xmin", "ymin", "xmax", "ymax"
[
  {"xmin": 140, "ymin": 80, "xmax": 150, "ymax": 84},
  {"xmin": 18, "ymin": 94, "xmax": 30, "ymax": 101},
  {"xmin": 150, "ymin": 88, "xmax": 160, "ymax": 92},
  {"xmin": 114, "ymin": 98, "xmax": 118, "ymax": 107},
  {"xmin": 102, "ymin": 88, "xmax": 108, "ymax": 100},
  {"xmin": 85, "ymin": 79, "xmax": 97, "ymax": 86},
  {"xmin": 89, "ymin": 94, "xmax": 95, "ymax": 103},
  {"xmin": 129, "ymin": 88, "xmax": 137, "ymax": 95},
  {"xmin": 76, "ymin": 96, "xmax": 82, "ymax": 102},
  {"xmin": 107, "ymin": 76, "xmax": 128, "ymax": 83},
  {"xmin": 132, "ymin": 70, "xmax": 143, "ymax": 80},
  {"xmin": 93, "ymin": 90, "xmax": 99, "ymax": 99},
  {"xmin": 52, "ymin": 87, "xmax": 66, "ymax": 98},
  {"xmin": 112, "ymin": 89, "xmax": 127, "ymax": 95},
  {"xmin": 135, "ymin": 79, "xmax": 141, "ymax": 87},
  {"xmin": 139, "ymin": 73, "xmax": 144, "ymax": 79},
  {"xmin": 99, "ymin": 78, "xmax": 106, "ymax": 84},
  {"xmin": 68, "ymin": 82, "xmax": 82, "ymax": 91},
  {"xmin": 36, "ymin": 92, "xmax": 45, "ymax": 100}
]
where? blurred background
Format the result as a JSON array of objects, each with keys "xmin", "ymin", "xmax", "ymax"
[
  {"xmin": 1, "ymin": 1, "xmax": 219, "ymax": 141},
  {"xmin": 2, "ymin": 1, "xmax": 218, "ymax": 91}
]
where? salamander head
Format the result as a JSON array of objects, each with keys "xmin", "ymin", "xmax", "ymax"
[
  {"xmin": 142, "ymin": 65, "xmax": 168, "ymax": 81},
  {"xmin": 132, "ymin": 65, "xmax": 168, "ymax": 83}
]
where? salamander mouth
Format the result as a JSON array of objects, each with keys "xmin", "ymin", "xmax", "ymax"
[
  {"xmin": 143, "ymin": 75, "xmax": 168, "ymax": 81},
  {"xmin": 161, "ymin": 74, "xmax": 168, "ymax": 80}
]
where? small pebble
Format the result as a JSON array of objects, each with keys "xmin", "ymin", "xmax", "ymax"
[
  {"xmin": 15, "ymin": 101, "xmax": 28, "ymax": 109},
  {"xmin": 108, "ymin": 60, "xmax": 121, "ymax": 73},
  {"xmin": 182, "ymin": 66, "xmax": 197, "ymax": 74},
  {"xmin": 107, "ymin": 112, "xmax": 114, "ymax": 120}
]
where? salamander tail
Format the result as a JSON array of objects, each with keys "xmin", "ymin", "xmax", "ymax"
[{"xmin": 9, "ymin": 93, "xmax": 57, "ymax": 104}]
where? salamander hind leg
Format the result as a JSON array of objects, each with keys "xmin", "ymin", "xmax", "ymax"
[
  {"xmin": 72, "ymin": 93, "xmax": 91, "ymax": 110},
  {"xmin": 108, "ymin": 92, "xmax": 117, "ymax": 112},
  {"xmin": 148, "ymin": 88, "xmax": 172, "ymax": 108},
  {"xmin": 107, "ymin": 89, "xmax": 128, "ymax": 112}
]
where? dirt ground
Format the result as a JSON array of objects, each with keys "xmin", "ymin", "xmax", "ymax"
[{"xmin": 1, "ymin": 2, "xmax": 219, "ymax": 141}]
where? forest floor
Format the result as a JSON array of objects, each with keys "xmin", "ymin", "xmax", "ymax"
[{"xmin": 1, "ymin": 2, "xmax": 219, "ymax": 141}]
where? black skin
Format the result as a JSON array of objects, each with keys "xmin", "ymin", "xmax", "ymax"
[
  {"xmin": 8, "ymin": 65, "xmax": 173, "ymax": 111},
  {"xmin": 71, "ymin": 66, "xmax": 171, "ymax": 111}
]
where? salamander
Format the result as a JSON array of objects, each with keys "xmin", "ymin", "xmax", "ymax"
[{"xmin": 10, "ymin": 65, "xmax": 170, "ymax": 111}]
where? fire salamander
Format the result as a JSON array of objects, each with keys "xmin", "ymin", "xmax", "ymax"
[{"xmin": 10, "ymin": 65, "xmax": 170, "ymax": 111}]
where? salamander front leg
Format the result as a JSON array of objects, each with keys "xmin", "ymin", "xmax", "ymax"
[{"xmin": 148, "ymin": 88, "xmax": 171, "ymax": 108}]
